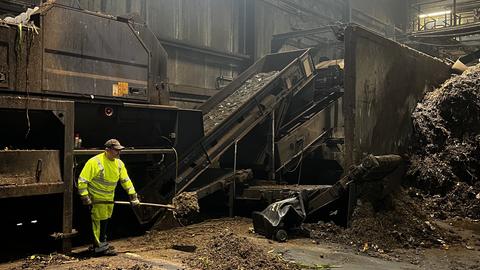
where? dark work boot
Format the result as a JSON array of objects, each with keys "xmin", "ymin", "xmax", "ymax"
[
  {"xmin": 94, "ymin": 242, "xmax": 117, "ymax": 256},
  {"xmin": 93, "ymin": 219, "xmax": 116, "ymax": 256}
]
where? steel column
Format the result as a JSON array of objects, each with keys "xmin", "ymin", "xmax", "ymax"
[
  {"xmin": 453, "ymin": 0, "xmax": 457, "ymax": 26},
  {"xmin": 61, "ymin": 98, "xmax": 74, "ymax": 253},
  {"xmin": 245, "ymin": 0, "xmax": 256, "ymax": 65},
  {"xmin": 229, "ymin": 141, "xmax": 238, "ymax": 218},
  {"xmin": 345, "ymin": 0, "xmax": 351, "ymax": 23},
  {"xmin": 267, "ymin": 112, "xmax": 275, "ymax": 180}
]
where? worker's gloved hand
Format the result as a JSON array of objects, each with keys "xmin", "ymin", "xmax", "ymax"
[
  {"xmin": 81, "ymin": 195, "xmax": 92, "ymax": 206},
  {"xmin": 129, "ymin": 193, "xmax": 140, "ymax": 207}
]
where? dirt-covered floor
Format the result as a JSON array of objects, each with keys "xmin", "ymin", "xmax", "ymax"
[{"xmin": 1, "ymin": 216, "xmax": 479, "ymax": 270}]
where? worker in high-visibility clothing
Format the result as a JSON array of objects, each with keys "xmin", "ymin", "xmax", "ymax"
[{"xmin": 77, "ymin": 139, "xmax": 140, "ymax": 256}]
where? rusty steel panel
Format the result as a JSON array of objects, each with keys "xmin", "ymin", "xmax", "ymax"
[
  {"xmin": 41, "ymin": 5, "xmax": 149, "ymax": 100},
  {"xmin": 1, "ymin": 3, "xmax": 168, "ymax": 104},
  {"xmin": 0, "ymin": 23, "xmax": 42, "ymax": 93},
  {"xmin": 343, "ymin": 25, "xmax": 451, "ymax": 166},
  {"xmin": 0, "ymin": 150, "xmax": 62, "ymax": 185}
]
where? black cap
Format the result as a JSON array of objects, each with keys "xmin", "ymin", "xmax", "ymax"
[{"xmin": 105, "ymin": 139, "xmax": 125, "ymax": 150}]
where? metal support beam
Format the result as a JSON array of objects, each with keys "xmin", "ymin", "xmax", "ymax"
[
  {"xmin": 267, "ymin": 112, "xmax": 275, "ymax": 180},
  {"xmin": 260, "ymin": 0, "xmax": 338, "ymax": 23},
  {"xmin": 195, "ymin": 169, "xmax": 253, "ymax": 200},
  {"xmin": 453, "ymin": 0, "xmax": 457, "ymax": 26},
  {"xmin": 0, "ymin": 183, "xmax": 65, "ymax": 199},
  {"xmin": 158, "ymin": 36, "xmax": 250, "ymax": 64},
  {"xmin": 272, "ymin": 26, "xmax": 337, "ymax": 41},
  {"xmin": 229, "ymin": 141, "xmax": 238, "ymax": 218},
  {"xmin": 74, "ymin": 148, "xmax": 176, "ymax": 156},
  {"xmin": 245, "ymin": 0, "xmax": 256, "ymax": 65},
  {"xmin": 62, "ymin": 101, "xmax": 74, "ymax": 253},
  {"xmin": 271, "ymin": 25, "xmax": 339, "ymax": 53},
  {"xmin": 345, "ymin": 0, "xmax": 351, "ymax": 23}
]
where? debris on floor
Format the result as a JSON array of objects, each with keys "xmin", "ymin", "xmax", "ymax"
[
  {"xmin": 408, "ymin": 64, "xmax": 480, "ymax": 219},
  {"xmin": 14, "ymin": 253, "xmax": 79, "ymax": 269},
  {"xmin": 203, "ymin": 71, "xmax": 279, "ymax": 134},
  {"xmin": 126, "ymin": 218, "xmax": 300, "ymax": 270},
  {"xmin": 306, "ymin": 191, "xmax": 458, "ymax": 254},
  {"xmin": 184, "ymin": 232, "xmax": 299, "ymax": 270},
  {"xmin": 9, "ymin": 253, "xmax": 157, "ymax": 270}
]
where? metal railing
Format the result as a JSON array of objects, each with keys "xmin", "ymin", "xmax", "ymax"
[{"xmin": 411, "ymin": 6, "xmax": 480, "ymax": 32}]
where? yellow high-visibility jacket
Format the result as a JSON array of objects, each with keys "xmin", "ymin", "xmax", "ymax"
[{"xmin": 78, "ymin": 153, "xmax": 136, "ymax": 202}]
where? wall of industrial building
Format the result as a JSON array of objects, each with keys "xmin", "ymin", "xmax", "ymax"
[
  {"xmin": 254, "ymin": 0, "xmax": 345, "ymax": 58},
  {"xmin": 350, "ymin": 0, "xmax": 408, "ymax": 36},
  {"xmin": 145, "ymin": 0, "xmax": 245, "ymax": 108}
]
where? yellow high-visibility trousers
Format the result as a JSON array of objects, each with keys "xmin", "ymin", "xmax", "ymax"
[{"xmin": 91, "ymin": 203, "xmax": 114, "ymax": 245}]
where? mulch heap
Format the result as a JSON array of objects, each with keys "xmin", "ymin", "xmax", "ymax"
[
  {"xmin": 407, "ymin": 64, "xmax": 480, "ymax": 219},
  {"xmin": 306, "ymin": 191, "xmax": 456, "ymax": 254},
  {"xmin": 185, "ymin": 232, "xmax": 299, "ymax": 270}
]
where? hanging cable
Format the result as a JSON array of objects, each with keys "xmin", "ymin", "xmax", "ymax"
[
  {"xmin": 296, "ymin": 152, "xmax": 303, "ymax": 186},
  {"xmin": 172, "ymin": 147, "xmax": 179, "ymax": 194},
  {"xmin": 15, "ymin": 23, "xmax": 31, "ymax": 139},
  {"xmin": 286, "ymin": 151, "xmax": 303, "ymax": 173},
  {"xmin": 25, "ymin": 25, "xmax": 36, "ymax": 139}
]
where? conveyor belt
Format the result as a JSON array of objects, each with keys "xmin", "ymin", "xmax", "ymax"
[{"xmin": 173, "ymin": 49, "xmax": 316, "ymax": 194}]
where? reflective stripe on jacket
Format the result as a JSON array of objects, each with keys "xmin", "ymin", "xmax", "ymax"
[{"xmin": 77, "ymin": 153, "xmax": 136, "ymax": 201}]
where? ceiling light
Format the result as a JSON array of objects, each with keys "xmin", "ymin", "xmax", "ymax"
[{"xmin": 419, "ymin": 10, "xmax": 451, "ymax": 18}]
